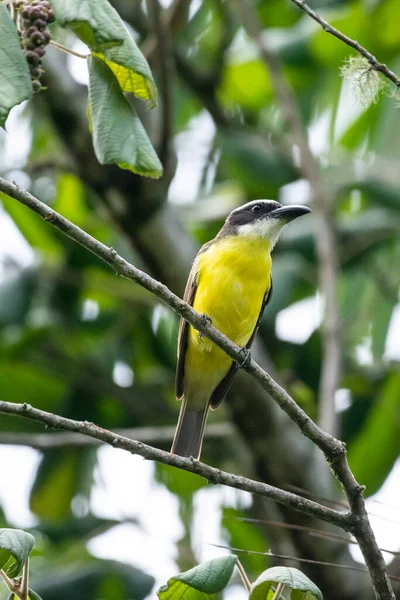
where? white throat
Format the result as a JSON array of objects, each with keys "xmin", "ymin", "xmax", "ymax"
[{"xmin": 237, "ymin": 218, "xmax": 287, "ymax": 249}]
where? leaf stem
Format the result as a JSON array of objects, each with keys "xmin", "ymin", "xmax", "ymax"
[
  {"xmin": 20, "ymin": 559, "xmax": 29, "ymax": 600},
  {"xmin": 50, "ymin": 39, "xmax": 89, "ymax": 59},
  {"xmin": 0, "ymin": 569, "xmax": 17, "ymax": 593},
  {"xmin": 236, "ymin": 560, "xmax": 251, "ymax": 592},
  {"xmin": 272, "ymin": 582, "xmax": 285, "ymax": 600}
]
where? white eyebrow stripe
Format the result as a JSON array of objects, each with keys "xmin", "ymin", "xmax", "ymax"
[{"xmin": 231, "ymin": 200, "xmax": 280, "ymax": 214}]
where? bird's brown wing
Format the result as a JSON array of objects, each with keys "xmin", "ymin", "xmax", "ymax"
[
  {"xmin": 209, "ymin": 277, "xmax": 273, "ymax": 408},
  {"xmin": 175, "ymin": 242, "xmax": 212, "ymax": 400}
]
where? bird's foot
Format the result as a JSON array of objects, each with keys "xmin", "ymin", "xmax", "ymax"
[
  {"xmin": 238, "ymin": 347, "xmax": 252, "ymax": 368},
  {"xmin": 198, "ymin": 313, "xmax": 212, "ymax": 339}
]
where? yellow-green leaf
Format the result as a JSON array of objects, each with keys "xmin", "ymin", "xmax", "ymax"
[
  {"xmin": 87, "ymin": 56, "xmax": 162, "ymax": 178},
  {"xmin": 50, "ymin": 0, "xmax": 157, "ymax": 105}
]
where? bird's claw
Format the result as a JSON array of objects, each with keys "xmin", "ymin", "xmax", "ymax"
[
  {"xmin": 238, "ymin": 347, "xmax": 251, "ymax": 368},
  {"xmin": 198, "ymin": 313, "xmax": 212, "ymax": 338}
]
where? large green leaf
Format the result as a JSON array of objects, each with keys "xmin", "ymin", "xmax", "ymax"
[
  {"xmin": 0, "ymin": 4, "xmax": 32, "ymax": 128},
  {"xmin": 348, "ymin": 372, "xmax": 400, "ymax": 496},
  {"xmin": 87, "ymin": 56, "xmax": 162, "ymax": 178},
  {"xmin": 50, "ymin": 0, "xmax": 124, "ymax": 50},
  {"xmin": 0, "ymin": 529, "xmax": 34, "ymax": 578},
  {"xmin": 157, "ymin": 556, "xmax": 238, "ymax": 599},
  {"xmin": 51, "ymin": 0, "xmax": 157, "ymax": 105},
  {"xmin": 250, "ymin": 566, "xmax": 323, "ymax": 600}
]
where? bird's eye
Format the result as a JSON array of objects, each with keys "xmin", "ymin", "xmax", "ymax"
[{"xmin": 251, "ymin": 204, "xmax": 262, "ymax": 213}]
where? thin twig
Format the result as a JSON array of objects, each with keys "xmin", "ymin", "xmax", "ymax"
[
  {"xmin": 224, "ymin": 517, "xmax": 400, "ymax": 556},
  {"xmin": 0, "ymin": 400, "xmax": 347, "ymax": 528},
  {"xmin": 235, "ymin": 0, "xmax": 341, "ymax": 439},
  {"xmin": 287, "ymin": 484, "xmax": 400, "ymax": 525},
  {"xmin": 290, "ymin": 0, "xmax": 400, "ymax": 89},
  {"xmin": 236, "ymin": 560, "xmax": 251, "ymax": 592},
  {"xmin": 286, "ymin": 483, "xmax": 348, "ymax": 509},
  {"xmin": 272, "ymin": 582, "xmax": 285, "ymax": 600},
  {"xmin": 212, "ymin": 545, "xmax": 400, "ymax": 583},
  {"xmin": 0, "ymin": 176, "xmax": 394, "ymax": 599},
  {"xmin": 50, "ymin": 39, "xmax": 89, "ymax": 59},
  {"xmin": 0, "ymin": 569, "xmax": 17, "ymax": 595}
]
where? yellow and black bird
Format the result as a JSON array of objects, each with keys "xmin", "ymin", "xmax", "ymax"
[{"xmin": 171, "ymin": 199, "xmax": 311, "ymax": 460}]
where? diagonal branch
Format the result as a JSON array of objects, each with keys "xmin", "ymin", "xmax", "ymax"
[
  {"xmin": 0, "ymin": 176, "xmax": 394, "ymax": 600},
  {"xmin": 0, "ymin": 399, "xmax": 347, "ymax": 528},
  {"xmin": 290, "ymin": 0, "xmax": 400, "ymax": 89}
]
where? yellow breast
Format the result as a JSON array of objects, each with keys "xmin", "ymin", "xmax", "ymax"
[{"xmin": 183, "ymin": 235, "xmax": 271, "ymax": 406}]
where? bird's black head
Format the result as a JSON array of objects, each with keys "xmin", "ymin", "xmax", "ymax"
[{"xmin": 218, "ymin": 199, "xmax": 311, "ymax": 247}]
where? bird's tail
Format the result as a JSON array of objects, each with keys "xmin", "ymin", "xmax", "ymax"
[{"xmin": 170, "ymin": 398, "xmax": 209, "ymax": 459}]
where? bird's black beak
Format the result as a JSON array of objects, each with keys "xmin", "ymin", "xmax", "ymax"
[{"xmin": 269, "ymin": 204, "xmax": 311, "ymax": 221}]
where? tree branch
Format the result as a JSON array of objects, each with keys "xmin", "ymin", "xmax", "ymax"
[
  {"xmin": 290, "ymin": 0, "xmax": 400, "ymax": 89},
  {"xmin": 0, "ymin": 399, "xmax": 347, "ymax": 528},
  {"xmin": 236, "ymin": 0, "xmax": 341, "ymax": 439},
  {"xmin": 0, "ymin": 176, "xmax": 394, "ymax": 599}
]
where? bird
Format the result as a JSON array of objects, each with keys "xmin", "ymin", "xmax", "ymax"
[{"xmin": 171, "ymin": 199, "xmax": 311, "ymax": 460}]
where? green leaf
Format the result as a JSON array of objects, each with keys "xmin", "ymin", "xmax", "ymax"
[
  {"xmin": 0, "ymin": 529, "xmax": 34, "ymax": 578},
  {"xmin": 250, "ymin": 566, "xmax": 323, "ymax": 600},
  {"xmin": 87, "ymin": 56, "xmax": 163, "ymax": 178},
  {"xmin": 348, "ymin": 372, "xmax": 400, "ymax": 496},
  {"xmin": 51, "ymin": 0, "xmax": 157, "ymax": 105},
  {"xmin": 50, "ymin": 0, "xmax": 124, "ymax": 50},
  {"xmin": 0, "ymin": 4, "xmax": 33, "ymax": 128},
  {"xmin": 157, "ymin": 556, "xmax": 238, "ymax": 599},
  {"xmin": 8, "ymin": 590, "xmax": 43, "ymax": 600}
]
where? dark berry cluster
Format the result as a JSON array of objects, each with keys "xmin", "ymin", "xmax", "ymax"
[{"xmin": 19, "ymin": 0, "xmax": 55, "ymax": 92}]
